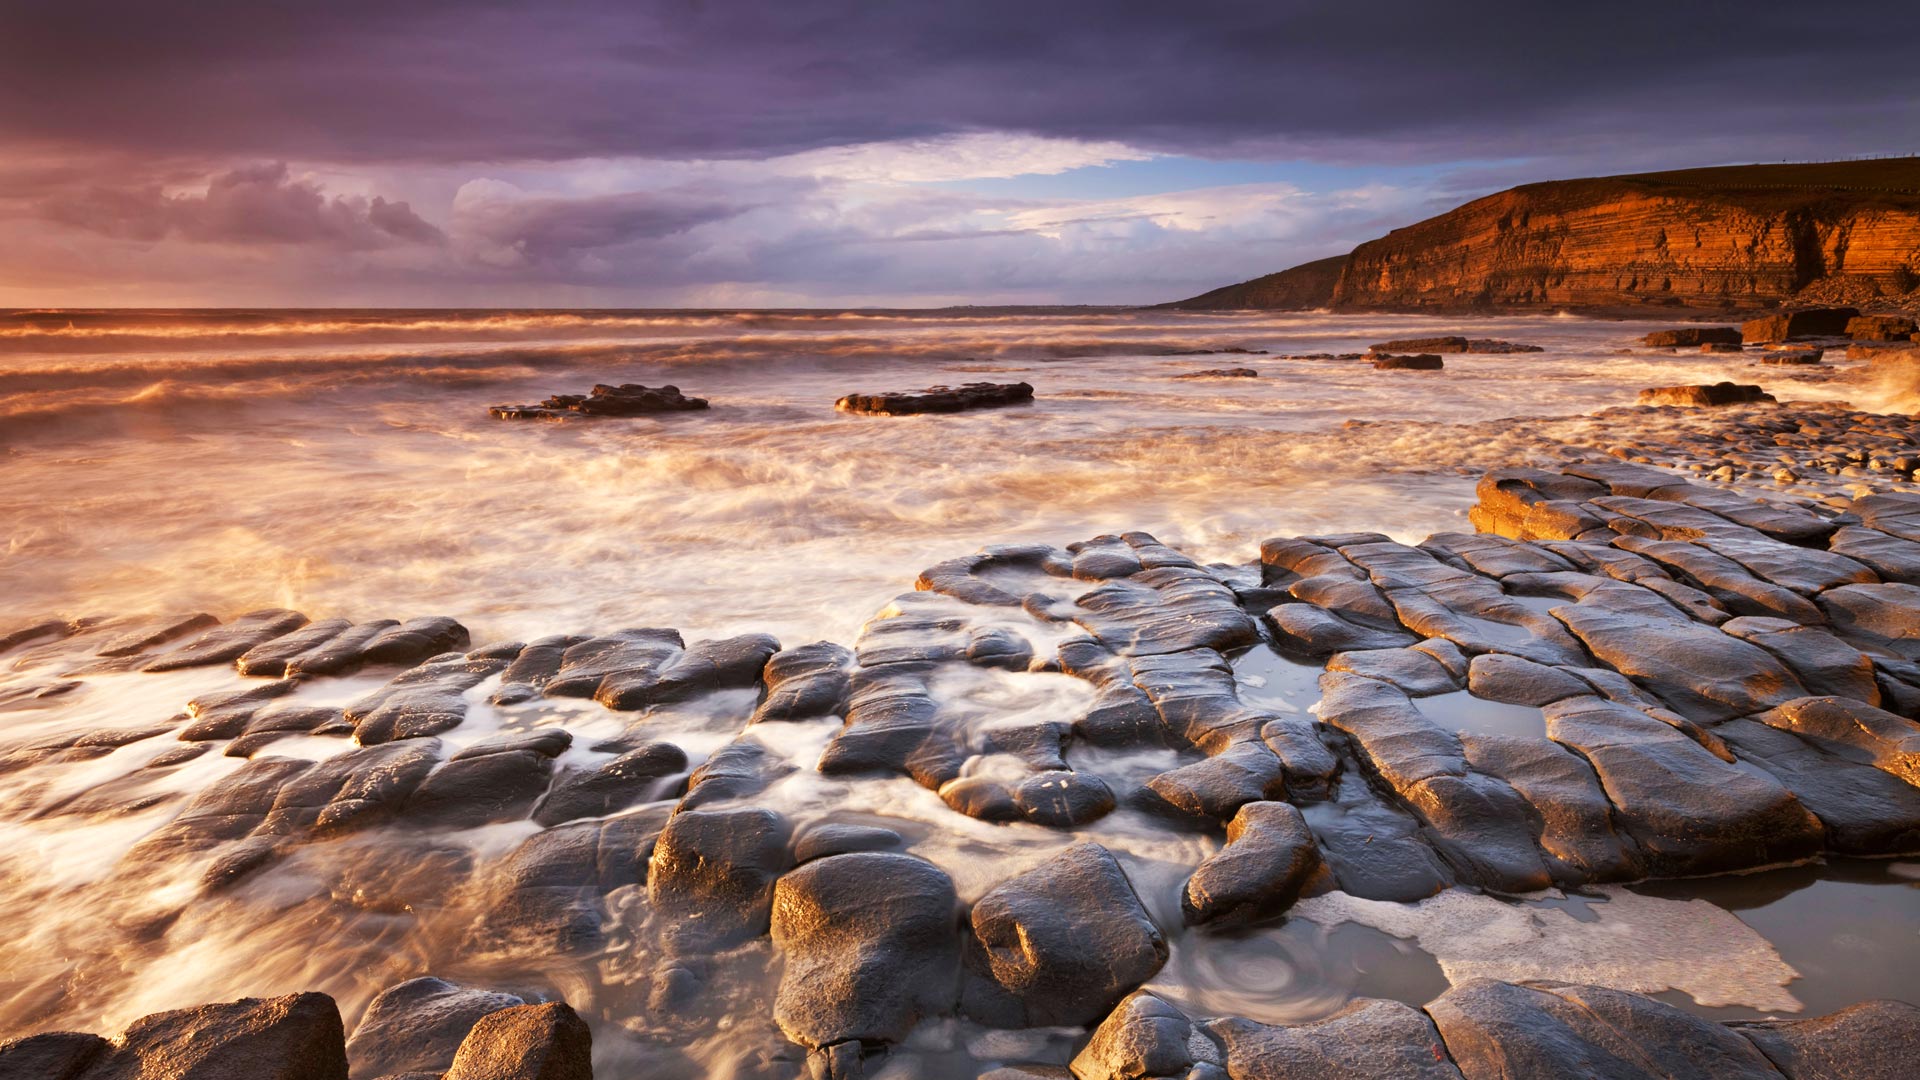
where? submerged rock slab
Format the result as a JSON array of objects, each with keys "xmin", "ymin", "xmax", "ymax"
[
  {"xmin": 1372, "ymin": 353, "xmax": 1444, "ymax": 370},
  {"xmin": 835, "ymin": 381, "xmax": 1034, "ymax": 415},
  {"xmin": 490, "ymin": 383, "xmax": 709, "ymax": 419},
  {"xmin": 1637, "ymin": 382, "xmax": 1776, "ymax": 407}
]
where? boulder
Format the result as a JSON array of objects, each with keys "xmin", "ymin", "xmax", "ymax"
[
  {"xmin": 532, "ymin": 742, "xmax": 687, "ymax": 826},
  {"xmin": 1370, "ymin": 336, "xmax": 1468, "ymax": 352},
  {"xmin": 1182, "ymin": 801, "xmax": 1321, "ymax": 928},
  {"xmin": 1371, "ymin": 353, "xmax": 1444, "ymax": 370},
  {"xmin": 144, "ymin": 609, "xmax": 311, "ymax": 672},
  {"xmin": 1741, "ymin": 308, "xmax": 1858, "ymax": 343},
  {"xmin": 346, "ymin": 978, "xmax": 523, "ymax": 1079},
  {"xmin": 81, "ymin": 992, "xmax": 348, "ymax": 1080},
  {"xmin": 647, "ymin": 807, "xmax": 790, "ymax": 948},
  {"xmin": 491, "ymin": 383, "xmax": 708, "ymax": 419},
  {"xmin": 441, "ymin": 1002, "xmax": 591, "ymax": 1080},
  {"xmin": 405, "ymin": 750, "xmax": 554, "ymax": 828},
  {"xmin": 1635, "ymin": 382, "xmax": 1775, "ymax": 407},
  {"xmin": 0, "ymin": 1032, "xmax": 108, "ymax": 1080},
  {"xmin": 1013, "ymin": 771, "xmax": 1116, "ymax": 826},
  {"xmin": 770, "ymin": 853, "xmax": 959, "ymax": 1055},
  {"xmin": 1640, "ymin": 327, "xmax": 1742, "ymax": 347},
  {"xmin": 1427, "ymin": 979, "xmax": 1780, "ymax": 1079},
  {"xmin": 1845, "ymin": 314, "xmax": 1919, "ymax": 341},
  {"xmin": 1070, "ymin": 993, "xmax": 1194, "ymax": 1080},
  {"xmin": 962, "ymin": 844, "xmax": 1167, "ymax": 1028},
  {"xmin": 835, "ymin": 382, "xmax": 1034, "ymax": 416},
  {"xmin": 751, "ymin": 642, "xmax": 856, "ymax": 722}
]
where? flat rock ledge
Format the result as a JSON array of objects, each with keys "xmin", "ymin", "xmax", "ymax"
[
  {"xmin": 1373, "ymin": 353, "xmax": 1445, "ymax": 370},
  {"xmin": 490, "ymin": 383, "xmax": 708, "ymax": 420},
  {"xmin": 1367, "ymin": 336, "xmax": 1542, "ymax": 354},
  {"xmin": 1174, "ymin": 367, "xmax": 1260, "ymax": 379},
  {"xmin": 1637, "ymin": 381, "xmax": 1775, "ymax": 407},
  {"xmin": 836, "ymin": 381, "xmax": 1035, "ymax": 415},
  {"xmin": 9, "ymin": 444, "xmax": 1920, "ymax": 1077}
]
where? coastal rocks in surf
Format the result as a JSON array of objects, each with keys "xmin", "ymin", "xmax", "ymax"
[
  {"xmin": 1741, "ymin": 307, "xmax": 1859, "ymax": 344},
  {"xmin": 1367, "ymin": 336, "xmax": 1541, "ymax": 354},
  {"xmin": 834, "ymin": 381, "xmax": 1034, "ymax": 415},
  {"xmin": 346, "ymin": 977, "xmax": 525, "ymax": 1078},
  {"xmin": 1636, "ymin": 381, "xmax": 1776, "ymax": 407},
  {"xmin": 1641, "ymin": 326, "xmax": 1743, "ymax": 347},
  {"xmin": 1173, "ymin": 367, "xmax": 1259, "ymax": 379},
  {"xmin": 1371, "ymin": 353, "xmax": 1444, "ymax": 370},
  {"xmin": 960, "ymin": 843, "xmax": 1167, "ymax": 1029},
  {"xmin": 489, "ymin": 383, "xmax": 709, "ymax": 420}
]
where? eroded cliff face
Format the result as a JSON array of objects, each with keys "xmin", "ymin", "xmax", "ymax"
[
  {"xmin": 1331, "ymin": 180, "xmax": 1920, "ymax": 312},
  {"xmin": 1170, "ymin": 160, "xmax": 1920, "ymax": 313}
]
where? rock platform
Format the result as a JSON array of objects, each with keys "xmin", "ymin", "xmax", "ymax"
[{"xmin": 4, "ymin": 434, "xmax": 1920, "ymax": 1077}]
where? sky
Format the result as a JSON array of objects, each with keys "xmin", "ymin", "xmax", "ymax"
[{"xmin": 2, "ymin": 0, "xmax": 1917, "ymax": 308}]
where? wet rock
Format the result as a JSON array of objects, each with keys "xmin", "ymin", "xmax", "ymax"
[
  {"xmin": 1070, "ymin": 992, "xmax": 1194, "ymax": 1080},
  {"xmin": 1718, "ymin": 617, "xmax": 1880, "ymax": 704},
  {"xmin": 1206, "ymin": 998, "xmax": 1461, "ymax": 1080},
  {"xmin": 491, "ymin": 382, "xmax": 708, "ymax": 419},
  {"xmin": 1742, "ymin": 307, "xmax": 1857, "ymax": 343},
  {"xmin": 1013, "ymin": 770, "xmax": 1116, "ymax": 826},
  {"xmin": 818, "ymin": 665, "xmax": 945, "ymax": 777},
  {"xmin": 129, "ymin": 756, "xmax": 314, "ymax": 857},
  {"xmin": 441, "ymin": 1002, "xmax": 591, "ymax": 1080},
  {"xmin": 647, "ymin": 807, "xmax": 790, "ymax": 947},
  {"xmin": 1828, "ymin": 526, "xmax": 1920, "ymax": 585},
  {"xmin": 1290, "ymin": 573, "xmax": 1403, "ymax": 630},
  {"xmin": 1758, "ymin": 349, "xmax": 1824, "ymax": 365},
  {"xmin": 1460, "ymin": 733, "xmax": 1644, "ymax": 884},
  {"xmin": 1146, "ymin": 740, "xmax": 1286, "ymax": 819},
  {"xmin": 966, "ymin": 626, "xmax": 1035, "ymax": 671},
  {"xmin": 1464, "ymin": 339, "xmax": 1543, "ymax": 353},
  {"xmin": 1259, "ymin": 717, "xmax": 1340, "ymax": 798},
  {"xmin": 1610, "ymin": 534, "xmax": 1822, "ymax": 624},
  {"xmin": 1371, "ymin": 353, "xmax": 1444, "ymax": 370},
  {"xmin": 280, "ymin": 620, "xmax": 401, "ymax": 677},
  {"xmin": 263, "ymin": 740, "xmax": 441, "ymax": 836},
  {"xmin": 679, "ymin": 739, "xmax": 795, "ymax": 811},
  {"xmin": 1174, "ymin": 367, "xmax": 1259, "ymax": 379},
  {"xmin": 347, "ymin": 977, "xmax": 524, "ymax": 1080},
  {"xmin": 94, "ymin": 612, "xmax": 221, "ymax": 658},
  {"xmin": 1428, "ymin": 978, "xmax": 1780, "ymax": 1080},
  {"xmin": 1731, "ymin": 998, "xmax": 1920, "ymax": 1080},
  {"xmin": 1182, "ymin": 800, "xmax": 1321, "ymax": 928},
  {"xmin": 1370, "ymin": 335, "xmax": 1468, "ymax": 353},
  {"xmin": 406, "ymin": 750, "xmax": 554, "ymax": 828},
  {"xmin": 470, "ymin": 812, "xmax": 664, "ymax": 953},
  {"xmin": 1075, "ymin": 566, "xmax": 1260, "ymax": 656},
  {"xmin": 1465, "ymin": 654, "xmax": 1588, "ymax": 708},
  {"xmin": 358, "ymin": 617, "xmax": 472, "ymax": 666},
  {"xmin": 83, "ymin": 991, "xmax": 348, "ymax": 1080},
  {"xmin": 347, "ymin": 655, "xmax": 508, "ymax": 743},
  {"xmin": 143, "ymin": 609, "xmax": 311, "ymax": 672},
  {"xmin": 452, "ymin": 729, "xmax": 573, "ymax": 760},
  {"xmin": 961, "ymin": 844, "xmax": 1167, "ymax": 1028},
  {"xmin": 331, "ymin": 840, "xmax": 473, "ymax": 914},
  {"xmin": 0, "ymin": 1031, "xmax": 108, "ymax": 1080},
  {"xmin": 1715, "ymin": 718, "xmax": 1920, "ymax": 855},
  {"xmin": 1635, "ymin": 382, "xmax": 1775, "ymax": 407},
  {"xmin": 1544, "ymin": 696, "xmax": 1821, "ymax": 876},
  {"xmin": 1641, "ymin": 326, "xmax": 1742, "ymax": 347},
  {"xmin": 598, "ymin": 632, "xmax": 780, "ymax": 710},
  {"xmin": 792, "ymin": 823, "xmax": 903, "ymax": 863},
  {"xmin": 531, "ymin": 742, "xmax": 685, "ymax": 826},
  {"xmin": 227, "ymin": 705, "xmax": 350, "ymax": 756},
  {"xmin": 1266, "ymin": 604, "xmax": 1416, "ymax": 657},
  {"xmin": 1817, "ymin": 582, "xmax": 1920, "ymax": 661},
  {"xmin": 1299, "ymin": 776, "xmax": 1453, "ymax": 902},
  {"xmin": 489, "ymin": 634, "xmax": 591, "ymax": 704},
  {"xmin": 770, "ymin": 852, "xmax": 959, "ymax": 1057},
  {"xmin": 1552, "ymin": 604, "xmax": 1804, "ymax": 721},
  {"xmin": 754, "ymin": 641, "xmax": 856, "ymax": 722},
  {"xmin": 1750, "ymin": 695, "xmax": 1920, "ymax": 787},
  {"xmin": 835, "ymin": 381, "xmax": 1034, "ymax": 416},
  {"xmin": 235, "ymin": 618, "xmax": 351, "ymax": 677},
  {"xmin": 542, "ymin": 628, "xmax": 685, "ymax": 699}
]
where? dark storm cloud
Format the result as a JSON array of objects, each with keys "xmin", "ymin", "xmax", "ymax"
[{"xmin": 4, "ymin": 1, "xmax": 1915, "ymax": 166}]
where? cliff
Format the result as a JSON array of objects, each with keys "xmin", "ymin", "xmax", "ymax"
[
  {"xmin": 1173, "ymin": 158, "xmax": 1920, "ymax": 314},
  {"xmin": 1162, "ymin": 254, "xmax": 1346, "ymax": 310}
]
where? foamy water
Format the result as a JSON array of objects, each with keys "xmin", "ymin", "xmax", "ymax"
[{"xmin": 2, "ymin": 307, "xmax": 1913, "ymax": 1075}]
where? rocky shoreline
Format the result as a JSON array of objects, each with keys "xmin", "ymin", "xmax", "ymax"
[{"xmin": 5, "ymin": 432, "xmax": 1920, "ymax": 1075}]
